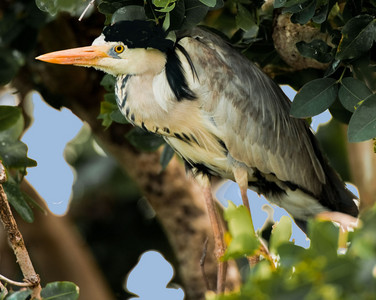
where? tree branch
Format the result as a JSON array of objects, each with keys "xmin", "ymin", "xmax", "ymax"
[{"xmin": 0, "ymin": 162, "xmax": 41, "ymax": 299}]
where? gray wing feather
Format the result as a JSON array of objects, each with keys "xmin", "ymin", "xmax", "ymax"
[{"xmin": 178, "ymin": 28, "xmax": 325, "ymax": 195}]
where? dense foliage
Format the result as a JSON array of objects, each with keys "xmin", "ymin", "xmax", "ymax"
[
  {"xmin": 208, "ymin": 204, "xmax": 376, "ymax": 300},
  {"xmin": 0, "ymin": 0, "xmax": 375, "ymax": 299}
]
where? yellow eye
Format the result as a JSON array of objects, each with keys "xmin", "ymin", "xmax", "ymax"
[{"xmin": 114, "ymin": 45, "xmax": 124, "ymax": 53}]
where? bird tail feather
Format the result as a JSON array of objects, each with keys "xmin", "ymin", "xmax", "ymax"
[{"xmin": 309, "ymin": 132, "xmax": 359, "ymax": 218}]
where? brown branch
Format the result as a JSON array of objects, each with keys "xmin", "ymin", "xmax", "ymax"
[{"xmin": 0, "ymin": 162, "xmax": 41, "ymax": 299}]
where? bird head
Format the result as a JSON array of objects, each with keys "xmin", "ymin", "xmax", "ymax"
[{"xmin": 36, "ymin": 20, "xmax": 174, "ymax": 76}]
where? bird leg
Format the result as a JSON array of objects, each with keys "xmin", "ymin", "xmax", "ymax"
[
  {"xmin": 200, "ymin": 175, "xmax": 227, "ymax": 293},
  {"xmin": 233, "ymin": 167, "xmax": 271, "ymax": 264},
  {"xmin": 233, "ymin": 167, "xmax": 251, "ymax": 213}
]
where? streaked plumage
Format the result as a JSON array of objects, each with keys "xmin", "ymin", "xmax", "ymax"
[
  {"xmin": 99, "ymin": 21, "xmax": 358, "ymax": 226},
  {"xmin": 37, "ymin": 19, "xmax": 358, "ymax": 292}
]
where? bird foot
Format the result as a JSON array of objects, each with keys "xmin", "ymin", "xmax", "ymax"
[{"xmin": 315, "ymin": 211, "xmax": 360, "ymax": 231}]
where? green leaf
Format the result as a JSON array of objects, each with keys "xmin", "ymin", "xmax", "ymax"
[
  {"xmin": 269, "ymin": 216, "xmax": 292, "ymax": 253},
  {"xmin": 312, "ymin": 2, "xmax": 329, "ymax": 24},
  {"xmin": 236, "ymin": 4, "xmax": 258, "ymax": 33},
  {"xmin": 291, "ymin": 0, "xmax": 317, "ymax": 25},
  {"xmin": 100, "ymin": 74, "xmax": 116, "ymax": 92},
  {"xmin": 329, "ymin": 97, "xmax": 352, "ymax": 124},
  {"xmin": 160, "ymin": 144, "xmax": 175, "ymax": 170},
  {"xmin": 3, "ymin": 181, "xmax": 34, "ymax": 223},
  {"xmin": 168, "ymin": 0, "xmax": 185, "ymax": 30},
  {"xmin": 22, "ymin": 190, "xmax": 47, "ymax": 215},
  {"xmin": 156, "ymin": 2, "xmax": 175, "ymax": 13},
  {"xmin": 98, "ymin": 101, "xmax": 118, "ymax": 128},
  {"xmin": 278, "ymin": 243, "xmax": 306, "ymax": 268},
  {"xmin": 274, "ymin": 0, "xmax": 287, "ymax": 8},
  {"xmin": 153, "ymin": 0, "xmax": 171, "ymax": 8},
  {"xmin": 35, "ymin": 0, "xmax": 87, "ymax": 16},
  {"xmin": 336, "ymin": 15, "xmax": 376, "ymax": 60},
  {"xmin": 104, "ymin": 93, "xmax": 116, "ymax": 104},
  {"xmin": 348, "ymin": 94, "xmax": 376, "ymax": 142},
  {"xmin": 222, "ymin": 202, "xmax": 259, "ymax": 260},
  {"xmin": 4, "ymin": 290, "xmax": 31, "ymax": 300},
  {"xmin": 324, "ymin": 59, "xmax": 341, "ymax": 78},
  {"xmin": 97, "ymin": 2, "xmax": 116, "ymax": 23},
  {"xmin": 163, "ymin": 12, "xmax": 171, "ymax": 31},
  {"xmin": 180, "ymin": 0, "xmax": 209, "ymax": 29},
  {"xmin": 199, "ymin": 0, "xmax": 216, "ymax": 7},
  {"xmin": 351, "ymin": 56, "xmax": 376, "ymax": 92},
  {"xmin": 111, "ymin": 6, "xmax": 147, "ymax": 23},
  {"xmin": 308, "ymin": 220, "xmax": 339, "ymax": 258},
  {"xmin": 125, "ymin": 127, "xmax": 165, "ymax": 152},
  {"xmin": 0, "ymin": 139, "xmax": 37, "ymax": 169},
  {"xmin": 0, "ymin": 48, "xmax": 22, "ymax": 85},
  {"xmin": 110, "ymin": 109, "xmax": 128, "ymax": 124},
  {"xmin": 291, "ymin": 78, "xmax": 338, "ymax": 118},
  {"xmin": 0, "ymin": 106, "xmax": 22, "ymax": 133},
  {"xmin": 350, "ymin": 206, "xmax": 376, "ymax": 258},
  {"xmin": 339, "ymin": 77, "xmax": 372, "ymax": 112},
  {"xmin": 274, "ymin": 0, "xmax": 306, "ymax": 9},
  {"xmin": 296, "ymin": 39, "xmax": 333, "ymax": 63},
  {"xmin": 41, "ymin": 281, "xmax": 79, "ymax": 300}
]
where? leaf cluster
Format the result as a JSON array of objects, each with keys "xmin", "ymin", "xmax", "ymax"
[
  {"xmin": 3, "ymin": 281, "xmax": 79, "ymax": 300},
  {"xmin": 280, "ymin": 0, "xmax": 376, "ymax": 142},
  {"xmin": 0, "ymin": 0, "xmax": 46, "ymax": 85},
  {"xmin": 208, "ymin": 204, "xmax": 376, "ymax": 300},
  {"xmin": 0, "ymin": 106, "xmax": 40, "ymax": 223}
]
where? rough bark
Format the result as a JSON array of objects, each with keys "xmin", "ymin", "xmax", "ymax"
[
  {"xmin": 0, "ymin": 166, "xmax": 41, "ymax": 299},
  {"xmin": 272, "ymin": 13, "xmax": 331, "ymax": 71}
]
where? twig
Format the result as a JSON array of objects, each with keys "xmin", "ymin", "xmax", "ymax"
[
  {"xmin": 0, "ymin": 274, "xmax": 33, "ymax": 287},
  {"xmin": 0, "ymin": 161, "xmax": 41, "ymax": 299},
  {"xmin": 200, "ymin": 237, "xmax": 211, "ymax": 291},
  {"xmin": 0, "ymin": 280, "xmax": 8, "ymax": 296},
  {"xmin": 0, "ymin": 162, "xmax": 6, "ymax": 183},
  {"xmin": 79, "ymin": 0, "xmax": 95, "ymax": 22}
]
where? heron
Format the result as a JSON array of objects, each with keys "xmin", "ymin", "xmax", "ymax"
[{"xmin": 37, "ymin": 20, "xmax": 359, "ymax": 292}]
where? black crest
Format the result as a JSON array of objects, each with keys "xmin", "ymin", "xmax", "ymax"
[{"xmin": 103, "ymin": 20, "xmax": 173, "ymax": 53}]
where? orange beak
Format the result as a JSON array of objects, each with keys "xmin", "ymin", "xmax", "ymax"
[{"xmin": 36, "ymin": 45, "xmax": 110, "ymax": 66}]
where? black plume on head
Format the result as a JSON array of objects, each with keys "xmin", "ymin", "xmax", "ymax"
[{"xmin": 103, "ymin": 20, "xmax": 174, "ymax": 53}]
